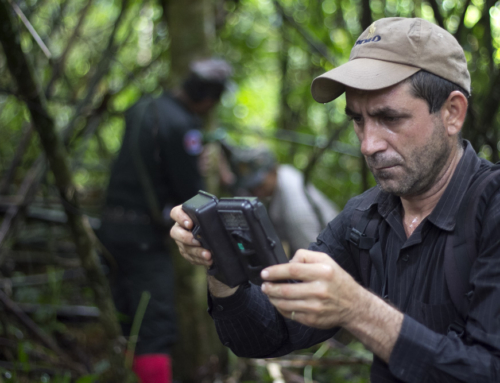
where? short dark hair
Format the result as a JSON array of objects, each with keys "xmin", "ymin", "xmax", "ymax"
[
  {"xmin": 182, "ymin": 76, "xmax": 227, "ymax": 103},
  {"xmin": 182, "ymin": 58, "xmax": 232, "ymax": 103},
  {"xmin": 405, "ymin": 70, "xmax": 470, "ymax": 114}
]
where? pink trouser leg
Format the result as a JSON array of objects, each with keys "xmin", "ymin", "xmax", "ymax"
[{"xmin": 133, "ymin": 354, "xmax": 172, "ymax": 383}]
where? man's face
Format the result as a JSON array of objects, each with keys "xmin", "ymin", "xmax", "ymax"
[
  {"xmin": 345, "ymin": 81, "xmax": 454, "ymax": 197},
  {"xmin": 249, "ymin": 168, "xmax": 278, "ymax": 199},
  {"xmin": 192, "ymin": 98, "xmax": 218, "ymax": 115}
]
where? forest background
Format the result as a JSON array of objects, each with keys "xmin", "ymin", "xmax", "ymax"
[{"xmin": 0, "ymin": 0, "xmax": 498, "ymax": 381}]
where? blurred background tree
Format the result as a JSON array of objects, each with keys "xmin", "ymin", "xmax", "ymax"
[{"xmin": 0, "ymin": 0, "xmax": 498, "ymax": 381}]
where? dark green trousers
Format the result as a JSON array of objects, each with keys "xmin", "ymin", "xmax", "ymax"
[{"xmin": 98, "ymin": 222, "xmax": 177, "ymax": 355}]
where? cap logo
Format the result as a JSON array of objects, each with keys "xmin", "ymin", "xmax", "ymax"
[
  {"xmin": 355, "ymin": 35, "xmax": 381, "ymax": 46},
  {"xmin": 367, "ymin": 23, "xmax": 376, "ymax": 38}
]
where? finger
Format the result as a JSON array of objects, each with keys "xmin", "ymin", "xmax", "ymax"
[
  {"xmin": 170, "ymin": 223, "xmax": 200, "ymax": 246},
  {"xmin": 275, "ymin": 308, "xmax": 295, "ymax": 321},
  {"xmin": 262, "ymin": 280, "xmax": 325, "ymax": 301},
  {"xmin": 261, "ymin": 262, "xmax": 334, "ymax": 283},
  {"xmin": 264, "ymin": 285, "xmax": 330, "ymax": 324},
  {"xmin": 170, "ymin": 205, "xmax": 193, "ymax": 229},
  {"xmin": 269, "ymin": 297, "xmax": 308, "ymax": 315},
  {"xmin": 176, "ymin": 241, "xmax": 213, "ymax": 266},
  {"xmin": 266, "ymin": 294, "xmax": 315, "ymax": 323},
  {"xmin": 290, "ymin": 249, "xmax": 332, "ymax": 264}
]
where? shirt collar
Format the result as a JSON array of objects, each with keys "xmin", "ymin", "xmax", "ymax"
[
  {"xmin": 356, "ymin": 140, "xmax": 483, "ymax": 231},
  {"xmin": 427, "ymin": 140, "xmax": 482, "ymax": 231}
]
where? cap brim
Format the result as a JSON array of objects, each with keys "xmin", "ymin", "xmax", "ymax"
[{"xmin": 311, "ymin": 58, "xmax": 421, "ymax": 103}]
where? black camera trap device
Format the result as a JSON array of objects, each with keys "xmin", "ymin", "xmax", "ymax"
[{"xmin": 182, "ymin": 190, "xmax": 289, "ymax": 287}]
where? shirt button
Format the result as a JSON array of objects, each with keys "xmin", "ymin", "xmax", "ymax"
[
  {"xmin": 402, "ymin": 254, "xmax": 410, "ymax": 262},
  {"xmin": 216, "ymin": 305, "xmax": 224, "ymax": 311}
]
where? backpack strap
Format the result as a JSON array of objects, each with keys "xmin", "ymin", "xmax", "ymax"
[
  {"xmin": 346, "ymin": 187, "xmax": 383, "ymax": 287},
  {"xmin": 445, "ymin": 162, "xmax": 500, "ymax": 335}
]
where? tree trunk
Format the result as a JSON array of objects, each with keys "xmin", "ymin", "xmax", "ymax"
[
  {"xmin": 161, "ymin": 0, "xmax": 228, "ymax": 381},
  {"xmin": 0, "ymin": 2, "xmax": 133, "ymax": 382},
  {"xmin": 162, "ymin": 0, "xmax": 211, "ymax": 87}
]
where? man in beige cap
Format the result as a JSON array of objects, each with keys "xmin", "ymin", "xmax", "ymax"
[{"xmin": 170, "ymin": 18, "xmax": 500, "ymax": 382}]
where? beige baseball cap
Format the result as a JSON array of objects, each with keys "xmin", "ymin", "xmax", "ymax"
[{"xmin": 311, "ymin": 17, "xmax": 471, "ymax": 103}]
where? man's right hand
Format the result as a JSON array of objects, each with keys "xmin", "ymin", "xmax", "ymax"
[
  {"xmin": 170, "ymin": 205, "xmax": 213, "ymax": 268},
  {"xmin": 170, "ymin": 205, "xmax": 238, "ymax": 297}
]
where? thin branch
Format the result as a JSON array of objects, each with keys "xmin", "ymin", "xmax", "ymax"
[
  {"xmin": 272, "ymin": 0, "xmax": 336, "ymax": 65},
  {"xmin": 453, "ymin": 0, "xmax": 472, "ymax": 38},
  {"xmin": 68, "ymin": 92, "xmax": 110, "ymax": 149},
  {"xmin": 277, "ymin": 24, "xmax": 301, "ymax": 134},
  {"xmin": 0, "ymin": 360, "xmax": 75, "ymax": 378},
  {"xmin": 222, "ymin": 125, "xmax": 360, "ymax": 156},
  {"xmin": 303, "ymin": 120, "xmax": 351, "ymax": 184},
  {"xmin": 481, "ymin": 0, "xmax": 496, "ymax": 73},
  {"xmin": 0, "ymin": 123, "xmax": 34, "ymax": 195},
  {"xmin": 0, "ymin": 337, "xmax": 64, "ymax": 366},
  {"xmin": 45, "ymin": 0, "xmax": 94, "ymax": 98},
  {"xmin": 1, "ymin": 250, "xmax": 80, "ymax": 268},
  {"xmin": 0, "ymin": 289, "xmax": 86, "ymax": 374},
  {"xmin": 0, "ymin": 268, "xmax": 84, "ymax": 288},
  {"xmin": 8, "ymin": 302, "xmax": 100, "ymax": 319},
  {"xmin": 0, "ymin": 87, "xmax": 17, "ymax": 96},
  {"xmin": 476, "ymin": 71, "xmax": 500, "ymax": 132},
  {"xmin": 47, "ymin": 0, "xmax": 71, "ymax": 36},
  {"xmin": 61, "ymin": 0, "xmax": 131, "ymax": 144},
  {"xmin": 470, "ymin": 70, "xmax": 500, "ymax": 161},
  {"xmin": 8, "ymin": 0, "xmax": 52, "ymax": 59},
  {"xmin": 0, "ymin": 157, "xmax": 46, "ymax": 249},
  {"xmin": 427, "ymin": 0, "xmax": 445, "ymax": 28}
]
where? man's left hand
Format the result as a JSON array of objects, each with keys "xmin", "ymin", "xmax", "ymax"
[
  {"xmin": 260, "ymin": 249, "xmax": 363, "ymax": 329},
  {"xmin": 261, "ymin": 249, "xmax": 404, "ymax": 363}
]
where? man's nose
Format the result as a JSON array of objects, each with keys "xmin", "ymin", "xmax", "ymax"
[{"xmin": 359, "ymin": 122, "xmax": 387, "ymax": 157}]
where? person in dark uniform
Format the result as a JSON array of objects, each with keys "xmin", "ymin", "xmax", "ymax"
[{"xmin": 98, "ymin": 58, "xmax": 232, "ymax": 383}]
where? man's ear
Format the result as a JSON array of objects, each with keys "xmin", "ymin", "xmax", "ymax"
[{"xmin": 440, "ymin": 90, "xmax": 468, "ymax": 136}]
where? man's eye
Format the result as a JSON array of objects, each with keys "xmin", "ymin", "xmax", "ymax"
[{"xmin": 384, "ymin": 116, "xmax": 398, "ymax": 122}]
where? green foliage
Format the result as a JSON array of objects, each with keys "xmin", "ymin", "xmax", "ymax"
[
  {"xmin": 2, "ymin": 0, "xmax": 498, "ymax": 207},
  {"xmin": 2, "ymin": 0, "xmax": 500, "ymax": 380},
  {"xmin": 75, "ymin": 374, "xmax": 98, "ymax": 383}
]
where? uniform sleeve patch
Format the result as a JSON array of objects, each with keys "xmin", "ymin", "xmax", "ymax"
[{"xmin": 183, "ymin": 129, "xmax": 203, "ymax": 155}]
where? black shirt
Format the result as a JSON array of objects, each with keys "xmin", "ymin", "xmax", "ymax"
[
  {"xmin": 209, "ymin": 141, "xmax": 500, "ymax": 383},
  {"xmin": 100, "ymin": 93, "xmax": 205, "ymax": 247},
  {"xmin": 105, "ymin": 93, "xmax": 204, "ymax": 213}
]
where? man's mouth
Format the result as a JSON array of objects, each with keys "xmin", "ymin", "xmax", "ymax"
[{"xmin": 372, "ymin": 164, "xmax": 398, "ymax": 171}]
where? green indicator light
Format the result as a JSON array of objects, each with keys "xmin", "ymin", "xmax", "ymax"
[{"xmin": 237, "ymin": 243, "xmax": 245, "ymax": 250}]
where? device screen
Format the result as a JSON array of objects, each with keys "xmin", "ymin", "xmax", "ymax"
[
  {"xmin": 219, "ymin": 210, "xmax": 249, "ymax": 230},
  {"xmin": 219, "ymin": 210, "xmax": 259, "ymax": 259}
]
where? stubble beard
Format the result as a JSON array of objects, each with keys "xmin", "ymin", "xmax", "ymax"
[{"xmin": 368, "ymin": 121, "xmax": 452, "ymax": 197}]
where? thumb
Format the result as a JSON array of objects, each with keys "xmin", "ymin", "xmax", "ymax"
[{"xmin": 170, "ymin": 205, "xmax": 193, "ymax": 229}]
